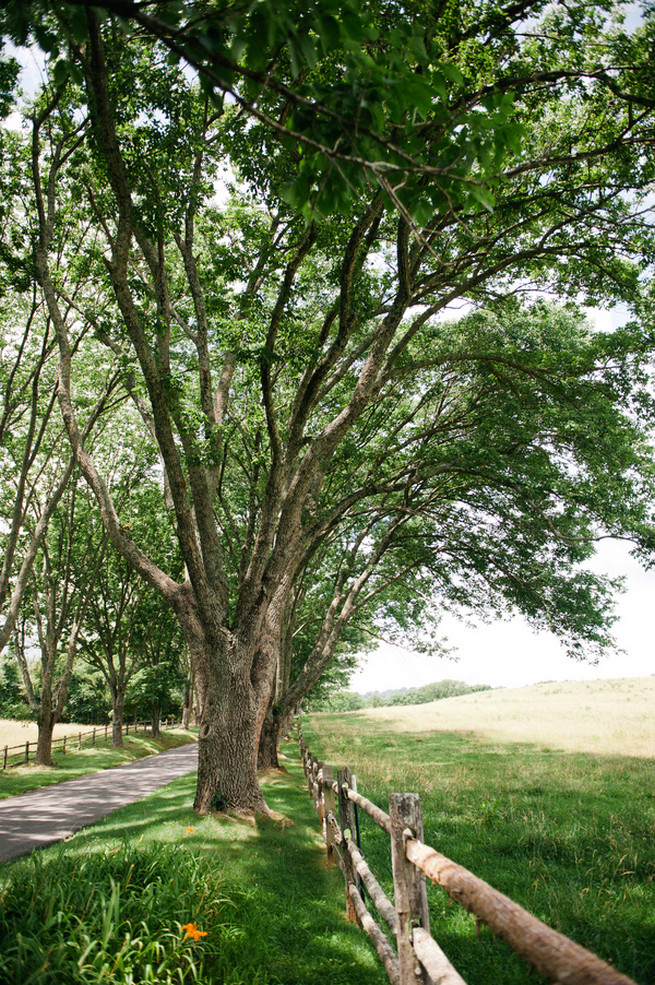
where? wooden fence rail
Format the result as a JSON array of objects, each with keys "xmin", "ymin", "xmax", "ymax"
[
  {"xmin": 1, "ymin": 719, "xmax": 182, "ymax": 770},
  {"xmin": 298, "ymin": 720, "xmax": 637, "ymax": 985}
]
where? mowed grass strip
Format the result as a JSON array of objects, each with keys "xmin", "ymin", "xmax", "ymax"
[
  {"xmin": 304, "ymin": 679, "xmax": 655, "ymax": 985},
  {"xmin": 0, "ymin": 729, "xmax": 198, "ymax": 800},
  {"xmin": 0, "ymin": 744, "xmax": 385, "ymax": 985}
]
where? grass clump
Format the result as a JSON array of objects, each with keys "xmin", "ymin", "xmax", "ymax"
[
  {"xmin": 0, "ymin": 844, "xmax": 223, "ymax": 984},
  {"xmin": 303, "ymin": 712, "xmax": 655, "ymax": 985}
]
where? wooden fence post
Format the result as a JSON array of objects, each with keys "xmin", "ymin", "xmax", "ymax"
[
  {"xmin": 78, "ymin": 732, "xmax": 82, "ymax": 750},
  {"xmin": 62, "ymin": 735, "xmax": 66, "ymax": 755},
  {"xmin": 316, "ymin": 762, "xmax": 327, "ymax": 841},
  {"xmin": 323, "ymin": 764, "xmax": 336, "ymax": 864},
  {"xmin": 390, "ymin": 793, "xmax": 430, "ymax": 985},
  {"xmin": 25, "ymin": 741, "xmax": 29, "ymax": 763},
  {"xmin": 3, "ymin": 745, "xmax": 7, "ymax": 769},
  {"xmin": 338, "ymin": 766, "xmax": 359, "ymax": 924},
  {"xmin": 92, "ymin": 727, "xmax": 96, "ymax": 746}
]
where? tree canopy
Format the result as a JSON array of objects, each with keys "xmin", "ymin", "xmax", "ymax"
[{"xmin": 0, "ymin": 0, "xmax": 654, "ymax": 811}]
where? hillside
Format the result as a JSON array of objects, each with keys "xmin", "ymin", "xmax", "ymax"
[{"xmin": 363, "ymin": 676, "xmax": 655, "ymax": 758}]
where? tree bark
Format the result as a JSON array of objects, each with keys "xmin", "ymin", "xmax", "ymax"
[
  {"xmin": 257, "ymin": 705, "xmax": 281, "ymax": 771},
  {"xmin": 35, "ymin": 702, "xmax": 55, "ymax": 767},
  {"xmin": 193, "ymin": 639, "xmax": 269, "ymax": 813},
  {"xmin": 111, "ymin": 685, "xmax": 124, "ymax": 747},
  {"xmin": 151, "ymin": 701, "xmax": 161, "ymax": 737}
]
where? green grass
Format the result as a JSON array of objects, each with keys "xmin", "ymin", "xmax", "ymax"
[
  {"xmin": 0, "ymin": 730, "xmax": 198, "ymax": 800},
  {"xmin": 0, "ymin": 743, "xmax": 385, "ymax": 985},
  {"xmin": 302, "ymin": 713, "xmax": 655, "ymax": 985}
]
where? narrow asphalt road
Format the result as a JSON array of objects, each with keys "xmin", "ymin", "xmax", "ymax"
[{"xmin": 0, "ymin": 741, "xmax": 198, "ymax": 863}]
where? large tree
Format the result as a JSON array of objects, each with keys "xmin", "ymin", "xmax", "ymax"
[{"xmin": 1, "ymin": 0, "xmax": 654, "ymax": 811}]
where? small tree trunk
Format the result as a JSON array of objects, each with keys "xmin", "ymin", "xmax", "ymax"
[
  {"xmin": 258, "ymin": 707, "xmax": 281, "ymax": 770},
  {"xmin": 152, "ymin": 702, "xmax": 161, "ymax": 737},
  {"xmin": 111, "ymin": 687, "xmax": 125, "ymax": 747},
  {"xmin": 35, "ymin": 705, "xmax": 55, "ymax": 766},
  {"xmin": 182, "ymin": 682, "xmax": 192, "ymax": 729}
]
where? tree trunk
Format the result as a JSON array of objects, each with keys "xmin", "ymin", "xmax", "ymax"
[
  {"xmin": 35, "ymin": 704, "xmax": 55, "ymax": 766},
  {"xmin": 194, "ymin": 665, "xmax": 267, "ymax": 813},
  {"xmin": 189, "ymin": 624, "xmax": 279, "ymax": 815},
  {"xmin": 258, "ymin": 706, "xmax": 282, "ymax": 770},
  {"xmin": 111, "ymin": 686, "xmax": 125, "ymax": 747},
  {"xmin": 152, "ymin": 702, "xmax": 161, "ymax": 737},
  {"xmin": 182, "ymin": 681, "xmax": 192, "ymax": 729}
]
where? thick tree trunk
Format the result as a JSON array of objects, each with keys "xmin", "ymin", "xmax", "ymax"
[{"xmin": 194, "ymin": 657, "xmax": 269, "ymax": 814}]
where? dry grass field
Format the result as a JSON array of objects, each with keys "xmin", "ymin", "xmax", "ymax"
[
  {"xmin": 0, "ymin": 719, "xmax": 104, "ymax": 750},
  {"xmin": 364, "ymin": 676, "xmax": 655, "ymax": 757}
]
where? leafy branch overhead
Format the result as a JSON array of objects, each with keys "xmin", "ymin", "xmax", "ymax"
[{"xmin": 0, "ymin": 0, "xmax": 654, "ymax": 812}]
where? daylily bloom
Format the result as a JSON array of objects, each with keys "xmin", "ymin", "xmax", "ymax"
[
  {"xmin": 182, "ymin": 922, "xmax": 207, "ymax": 942},
  {"xmin": 185, "ymin": 826, "xmax": 195, "ymax": 834}
]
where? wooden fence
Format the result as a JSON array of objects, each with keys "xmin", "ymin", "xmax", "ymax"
[
  {"xmin": 298, "ymin": 721, "xmax": 637, "ymax": 985},
  {"xmin": 1, "ymin": 719, "xmax": 182, "ymax": 770}
]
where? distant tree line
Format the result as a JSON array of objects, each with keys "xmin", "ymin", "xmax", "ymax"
[{"xmin": 310, "ymin": 678, "xmax": 491, "ymax": 712}]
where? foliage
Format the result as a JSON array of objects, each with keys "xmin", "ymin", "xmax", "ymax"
[
  {"xmin": 63, "ymin": 665, "xmax": 109, "ymax": 725},
  {"xmin": 384, "ymin": 679, "xmax": 492, "ymax": 706},
  {"xmin": 0, "ymin": 844, "xmax": 224, "ymax": 984},
  {"xmin": 0, "ymin": 658, "xmax": 31, "ymax": 719},
  {"xmin": 309, "ymin": 678, "xmax": 492, "ymax": 711},
  {"xmin": 128, "ymin": 662, "xmax": 187, "ymax": 721}
]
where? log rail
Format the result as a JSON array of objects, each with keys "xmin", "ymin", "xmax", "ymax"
[{"xmin": 298, "ymin": 720, "xmax": 638, "ymax": 985}]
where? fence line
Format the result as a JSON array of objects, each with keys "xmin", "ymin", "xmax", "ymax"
[
  {"xmin": 298, "ymin": 719, "xmax": 637, "ymax": 985},
  {"xmin": 1, "ymin": 719, "xmax": 182, "ymax": 770}
]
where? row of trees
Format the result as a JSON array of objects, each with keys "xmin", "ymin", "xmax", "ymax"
[{"xmin": 0, "ymin": 0, "xmax": 654, "ymax": 812}]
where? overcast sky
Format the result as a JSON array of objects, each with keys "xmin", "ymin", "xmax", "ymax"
[{"xmin": 351, "ymin": 539, "xmax": 655, "ymax": 694}]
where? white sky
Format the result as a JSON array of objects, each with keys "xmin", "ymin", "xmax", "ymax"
[{"xmin": 351, "ymin": 539, "xmax": 655, "ymax": 693}]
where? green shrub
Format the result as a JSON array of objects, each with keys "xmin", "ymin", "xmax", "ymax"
[{"xmin": 0, "ymin": 844, "xmax": 238, "ymax": 984}]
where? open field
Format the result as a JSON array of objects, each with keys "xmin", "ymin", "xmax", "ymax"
[
  {"xmin": 0, "ymin": 719, "xmax": 109, "ymax": 749},
  {"xmin": 365, "ymin": 677, "xmax": 655, "ymax": 757},
  {"xmin": 305, "ymin": 677, "xmax": 655, "ymax": 985}
]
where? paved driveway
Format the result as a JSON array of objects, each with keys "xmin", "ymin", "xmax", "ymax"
[{"xmin": 0, "ymin": 741, "xmax": 198, "ymax": 863}]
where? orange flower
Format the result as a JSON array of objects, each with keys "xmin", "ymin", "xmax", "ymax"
[
  {"xmin": 181, "ymin": 922, "xmax": 207, "ymax": 942},
  {"xmin": 184, "ymin": 826, "xmax": 195, "ymax": 834}
]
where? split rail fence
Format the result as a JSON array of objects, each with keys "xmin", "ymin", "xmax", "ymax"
[
  {"xmin": 1, "ymin": 718, "xmax": 182, "ymax": 770},
  {"xmin": 299, "ymin": 721, "xmax": 637, "ymax": 985}
]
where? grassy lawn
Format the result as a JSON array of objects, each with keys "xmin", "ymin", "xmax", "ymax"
[
  {"xmin": 0, "ymin": 729, "xmax": 198, "ymax": 800},
  {"xmin": 0, "ymin": 742, "xmax": 385, "ymax": 985},
  {"xmin": 302, "ymin": 705, "xmax": 655, "ymax": 985}
]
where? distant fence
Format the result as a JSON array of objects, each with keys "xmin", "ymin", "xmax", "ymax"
[
  {"xmin": 298, "ymin": 720, "xmax": 637, "ymax": 985},
  {"xmin": 1, "ymin": 719, "xmax": 182, "ymax": 770}
]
